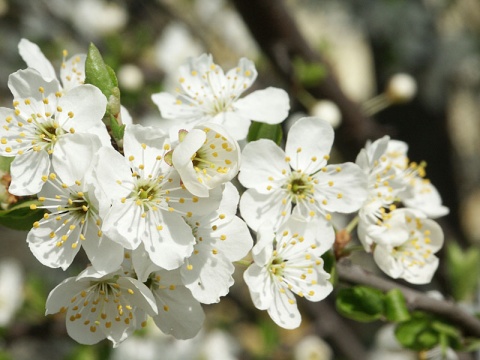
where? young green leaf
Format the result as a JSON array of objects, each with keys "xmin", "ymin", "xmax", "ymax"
[
  {"xmin": 336, "ymin": 286, "xmax": 385, "ymax": 322},
  {"xmin": 247, "ymin": 121, "xmax": 283, "ymax": 145},
  {"xmin": 384, "ymin": 289, "xmax": 410, "ymax": 322},
  {"xmin": 0, "ymin": 200, "xmax": 44, "ymax": 231}
]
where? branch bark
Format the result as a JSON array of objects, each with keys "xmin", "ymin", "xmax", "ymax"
[
  {"xmin": 337, "ymin": 258, "xmax": 480, "ymax": 338},
  {"xmin": 231, "ymin": 0, "xmax": 387, "ymax": 158}
]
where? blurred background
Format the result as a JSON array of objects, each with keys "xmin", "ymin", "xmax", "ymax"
[{"xmin": 1, "ymin": 0, "xmax": 480, "ymax": 359}]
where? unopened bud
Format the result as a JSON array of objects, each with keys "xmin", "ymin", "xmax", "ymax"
[
  {"xmin": 118, "ymin": 64, "xmax": 144, "ymax": 92},
  {"xmin": 386, "ymin": 73, "xmax": 417, "ymax": 103},
  {"xmin": 309, "ymin": 100, "xmax": 342, "ymax": 128}
]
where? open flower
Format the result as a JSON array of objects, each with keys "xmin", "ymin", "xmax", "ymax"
[
  {"xmin": 46, "ymin": 266, "xmax": 157, "ymax": 347},
  {"xmin": 152, "ymin": 54, "xmax": 290, "ymax": 140},
  {"xmin": 244, "ymin": 216, "xmax": 334, "ymax": 329},
  {"xmin": 27, "ymin": 133, "xmax": 124, "ymax": 273},
  {"xmin": 94, "ymin": 124, "xmax": 221, "ymax": 270},
  {"xmin": 171, "ymin": 123, "xmax": 240, "ymax": 197},
  {"xmin": 239, "ymin": 117, "xmax": 367, "ymax": 232},
  {"xmin": 0, "ymin": 68, "xmax": 109, "ymax": 195},
  {"xmin": 372, "ymin": 208, "xmax": 444, "ymax": 284},
  {"xmin": 180, "ymin": 182, "xmax": 253, "ymax": 304}
]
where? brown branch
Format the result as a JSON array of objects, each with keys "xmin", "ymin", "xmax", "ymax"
[
  {"xmin": 337, "ymin": 258, "xmax": 480, "ymax": 338},
  {"xmin": 230, "ymin": 0, "xmax": 387, "ymax": 158}
]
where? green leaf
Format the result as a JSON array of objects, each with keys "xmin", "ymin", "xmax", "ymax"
[
  {"xmin": 384, "ymin": 289, "xmax": 410, "ymax": 322},
  {"xmin": 293, "ymin": 58, "xmax": 327, "ymax": 87},
  {"xmin": 446, "ymin": 242, "xmax": 480, "ymax": 301},
  {"xmin": 395, "ymin": 314, "xmax": 432, "ymax": 350},
  {"xmin": 394, "ymin": 312, "xmax": 461, "ymax": 351},
  {"xmin": 336, "ymin": 286, "xmax": 385, "ymax": 322},
  {"xmin": 247, "ymin": 122, "xmax": 283, "ymax": 145},
  {"xmin": 85, "ymin": 43, "xmax": 120, "ymax": 116},
  {"xmin": 0, "ymin": 200, "xmax": 44, "ymax": 231}
]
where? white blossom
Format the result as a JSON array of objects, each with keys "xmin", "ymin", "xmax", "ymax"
[
  {"xmin": 244, "ymin": 216, "xmax": 333, "ymax": 329},
  {"xmin": 171, "ymin": 123, "xmax": 240, "ymax": 197},
  {"xmin": 0, "ymin": 68, "xmax": 109, "ymax": 195},
  {"xmin": 45, "ymin": 266, "xmax": 157, "ymax": 347},
  {"xmin": 239, "ymin": 117, "xmax": 367, "ymax": 232},
  {"xmin": 94, "ymin": 124, "xmax": 221, "ymax": 270},
  {"xmin": 152, "ymin": 53, "xmax": 290, "ymax": 140},
  {"xmin": 180, "ymin": 182, "xmax": 253, "ymax": 303},
  {"xmin": 27, "ymin": 134, "xmax": 123, "ymax": 273},
  {"xmin": 371, "ymin": 208, "xmax": 444, "ymax": 284}
]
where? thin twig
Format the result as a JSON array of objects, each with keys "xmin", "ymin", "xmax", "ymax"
[{"xmin": 337, "ymin": 258, "xmax": 480, "ymax": 338}]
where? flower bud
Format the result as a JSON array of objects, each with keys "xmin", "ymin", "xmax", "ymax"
[
  {"xmin": 309, "ymin": 100, "xmax": 342, "ymax": 128},
  {"xmin": 385, "ymin": 73, "xmax": 417, "ymax": 103}
]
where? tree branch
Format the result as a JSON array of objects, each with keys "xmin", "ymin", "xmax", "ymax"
[
  {"xmin": 337, "ymin": 258, "xmax": 480, "ymax": 338},
  {"xmin": 230, "ymin": 0, "xmax": 387, "ymax": 158}
]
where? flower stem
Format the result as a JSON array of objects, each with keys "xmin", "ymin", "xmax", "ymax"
[{"xmin": 345, "ymin": 215, "xmax": 359, "ymax": 234}]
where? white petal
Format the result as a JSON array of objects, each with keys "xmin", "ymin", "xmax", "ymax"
[
  {"xmin": 240, "ymin": 188, "xmax": 289, "ymax": 232},
  {"xmin": 52, "ymin": 133, "xmax": 102, "ymax": 185},
  {"xmin": 151, "ymin": 269, "xmax": 205, "ymax": 339},
  {"xmin": 152, "ymin": 92, "xmax": 204, "ymax": 122},
  {"xmin": 18, "ymin": 39, "xmax": 57, "ymax": 81},
  {"xmin": 45, "ymin": 277, "xmax": 85, "ymax": 315},
  {"xmin": 123, "ymin": 124, "xmax": 170, "ymax": 175},
  {"xmin": 60, "ymin": 54, "xmax": 86, "ymax": 91},
  {"xmin": 267, "ymin": 283, "xmax": 302, "ymax": 329},
  {"xmin": 314, "ymin": 163, "xmax": 368, "ymax": 213},
  {"xmin": 117, "ymin": 277, "xmax": 158, "ymax": 316},
  {"xmin": 234, "ymin": 87, "xmax": 290, "ymax": 124},
  {"xmin": 211, "ymin": 111, "xmax": 251, "ymax": 141},
  {"xmin": 373, "ymin": 245, "xmax": 405, "ymax": 279},
  {"xmin": 211, "ymin": 216, "xmax": 253, "ymax": 261},
  {"xmin": 243, "ymin": 264, "xmax": 273, "ymax": 310},
  {"xmin": 94, "ymin": 147, "xmax": 134, "ymax": 203},
  {"xmin": 285, "ymin": 117, "xmax": 333, "ymax": 173},
  {"xmin": 238, "ymin": 139, "xmax": 289, "ymax": 192},
  {"xmin": 172, "ymin": 129, "xmax": 209, "ymax": 196},
  {"xmin": 56, "ymin": 84, "xmax": 107, "ymax": 131},
  {"xmin": 8, "ymin": 68, "xmax": 60, "ymax": 101},
  {"xmin": 131, "ymin": 245, "xmax": 161, "ymax": 282},
  {"xmin": 9, "ymin": 150, "xmax": 50, "ymax": 196},
  {"xmin": 142, "ymin": 211, "xmax": 195, "ymax": 270},
  {"xmin": 102, "ymin": 200, "xmax": 144, "ymax": 250},
  {"xmin": 182, "ymin": 249, "xmax": 235, "ymax": 304},
  {"xmin": 27, "ymin": 223, "xmax": 81, "ymax": 270},
  {"xmin": 82, "ymin": 228, "xmax": 124, "ymax": 275}
]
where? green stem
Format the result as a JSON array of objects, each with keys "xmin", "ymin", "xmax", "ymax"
[
  {"xmin": 235, "ymin": 259, "xmax": 253, "ymax": 267},
  {"xmin": 345, "ymin": 215, "xmax": 359, "ymax": 234}
]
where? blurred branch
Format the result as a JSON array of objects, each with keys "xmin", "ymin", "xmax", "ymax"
[
  {"xmin": 337, "ymin": 258, "xmax": 480, "ymax": 338},
  {"xmin": 305, "ymin": 300, "xmax": 368, "ymax": 360},
  {"xmin": 230, "ymin": 0, "xmax": 388, "ymax": 158}
]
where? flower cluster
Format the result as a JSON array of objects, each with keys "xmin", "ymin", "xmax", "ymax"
[
  {"xmin": 355, "ymin": 136, "xmax": 447, "ymax": 283},
  {"xmin": 0, "ymin": 39, "xmax": 449, "ymax": 346}
]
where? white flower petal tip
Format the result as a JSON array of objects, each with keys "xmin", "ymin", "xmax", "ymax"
[{"xmin": 172, "ymin": 123, "xmax": 240, "ymax": 197}]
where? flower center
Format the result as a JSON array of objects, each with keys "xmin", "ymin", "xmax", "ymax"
[{"xmin": 284, "ymin": 171, "xmax": 314, "ymax": 204}]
